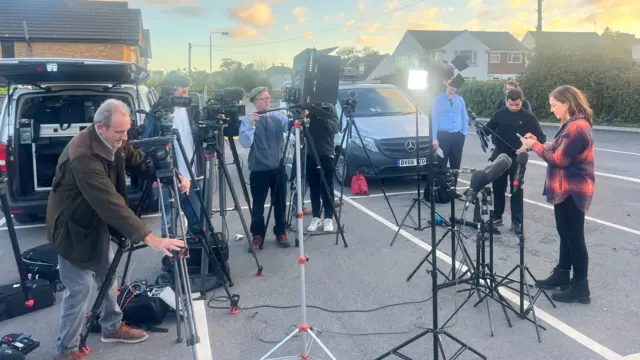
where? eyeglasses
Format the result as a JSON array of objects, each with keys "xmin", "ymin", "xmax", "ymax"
[{"xmin": 255, "ymin": 97, "xmax": 271, "ymax": 101}]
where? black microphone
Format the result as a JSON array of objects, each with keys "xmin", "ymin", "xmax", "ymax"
[
  {"xmin": 512, "ymin": 152, "xmax": 528, "ymax": 193},
  {"xmin": 463, "ymin": 153, "xmax": 513, "ymax": 210}
]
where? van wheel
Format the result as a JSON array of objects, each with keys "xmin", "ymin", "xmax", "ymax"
[
  {"xmin": 54, "ymin": 281, "xmax": 65, "ymax": 293},
  {"xmin": 13, "ymin": 214, "xmax": 39, "ymax": 224},
  {"xmin": 335, "ymin": 152, "xmax": 352, "ymax": 187}
]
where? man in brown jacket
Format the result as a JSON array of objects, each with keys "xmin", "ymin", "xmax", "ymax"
[{"xmin": 46, "ymin": 99, "xmax": 187, "ymax": 360}]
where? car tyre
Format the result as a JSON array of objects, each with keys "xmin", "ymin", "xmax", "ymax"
[{"xmin": 335, "ymin": 151, "xmax": 352, "ymax": 187}]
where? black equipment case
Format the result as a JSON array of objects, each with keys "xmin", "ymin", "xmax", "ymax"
[
  {"xmin": 21, "ymin": 244, "xmax": 64, "ymax": 292},
  {"xmin": 0, "ymin": 176, "xmax": 56, "ymax": 322}
]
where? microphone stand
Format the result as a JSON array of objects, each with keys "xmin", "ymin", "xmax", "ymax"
[{"xmin": 374, "ymin": 116, "xmax": 485, "ymax": 360}]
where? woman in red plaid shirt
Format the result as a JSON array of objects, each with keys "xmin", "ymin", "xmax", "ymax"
[{"xmin": 520, "ymin": 85, "xmax": 594, "ymax": 304}]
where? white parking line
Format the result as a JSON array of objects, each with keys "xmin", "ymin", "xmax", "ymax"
[
  {"xmin": 527, "ymin": 160, "xmax": 640, "ymax": 184},
  {"xmin": 455, "ymin": 179, "xmax": 640, "ymax": 236},
  {"xmin": 0, "ymin": 193, "xmax": 420, "ymax": 231},
  {"xmin": 337, "ymin": 190, "xmax": 624, "ymax": 360},
  {"xmin": 469, "ymin": 131, "xmax": 640, "ymax": 157}
]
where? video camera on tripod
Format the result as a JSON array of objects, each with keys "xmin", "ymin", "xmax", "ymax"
[
  {"xmin": 133, "ymin": 87, "xmax": 193, "ymax": 140},
  {"xmin": 194, "ymin": 87, "xmax": 246, "ymax": 148},
  {"xmin": 128, "ymin": 136, "xmax": 175, "ymax": 181}
]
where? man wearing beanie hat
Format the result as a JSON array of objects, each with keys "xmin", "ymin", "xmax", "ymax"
[
  {"xmin": 239, "ymin": 86, "xmax": 291, "ymax": 249},
  {"xmin": 153, "ymin": 71, "xmax": 201, "ymax": 237}
]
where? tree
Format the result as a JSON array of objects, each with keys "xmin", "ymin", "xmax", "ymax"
[
  {"xmin": 601, "ymin": 27, "xmax": 635, "ymax": 57},
  {"xmin": 144, "ymin": 59, "xmax": 273, "ymax": 95},
  {"xmin": 360, "ymin": 46, "xmax": 380, "ymax": 56}
]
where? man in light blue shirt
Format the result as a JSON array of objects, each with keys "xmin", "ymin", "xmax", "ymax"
[
  {"xmin": 431, "ymin": 77, "xmax": 469, "ymax": 196},
  {"xmin": 239, "ymin": 86, "xmax": 291, "ymax": 249}
]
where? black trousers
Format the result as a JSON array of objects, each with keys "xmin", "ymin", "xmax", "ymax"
[
  {"xmin": 249, "ymin": 168, "xmax": 287, "ymax": 237},
  {"xmin": 437, "ymin": 131, "xmax": 465, "ymax": 171},
  {"xmin": 554, "ymin": 196, "xmax": 589, "ymax": 280},
  {"xmin": 492, "ymin": 159, "xmax": 523, "ymax": 222},
  {"xmin": 306, "ymin": 154, "xmax": 335, "ymax": 218}
]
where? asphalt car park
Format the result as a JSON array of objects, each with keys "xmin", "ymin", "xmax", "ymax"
[{"xmin": 1, "ymin": 123, "xmax": 639, "ymax": 359}]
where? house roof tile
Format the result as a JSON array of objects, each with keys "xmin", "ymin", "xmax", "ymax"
[{"xmin": 0, "ymin": 0, "xmax": 142, "ymax": 45}]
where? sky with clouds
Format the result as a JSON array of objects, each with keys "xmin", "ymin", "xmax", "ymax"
[{"xmin": 122, "ymin": 0, "xmax": 640, "ymax": 71}]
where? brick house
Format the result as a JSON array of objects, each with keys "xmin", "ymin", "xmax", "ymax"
[
  {"xmin": 369, "ymin": 30, "xmax": 530, "ymax": 81},
  {"xmin": 0, "ymin": 0, "xmax": 152, "ymax": 68}
]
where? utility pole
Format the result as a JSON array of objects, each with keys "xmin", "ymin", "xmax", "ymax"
[
  {"xmin": 535, "ymin": 0, "xmax": 543, "ymax": 52},
  {"xmin": 188, "ymin": 42, "xmax": 192, "ymax": 75},
  {"xmin": 536, "ymin": 0, "xmax": 543, "ymax": 34}
]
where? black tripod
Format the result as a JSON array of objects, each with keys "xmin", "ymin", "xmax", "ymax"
[
  {"xmin": 79, "ymin": 163, "xmax": 239, "ymax": 359},
  {"xmin": 436, "ymin": 188, "xmax": 514, "ymax": 338},
  {"xmin": 485, "ymin": 199, "xmax": 556, "ymax": 343},
  {"xmin": 406, "ymin": 169, "xmax": 470, "ymax": 283},
  {"xmin": 262, "ymin": 107, "xmax": 348, "ymax": 247},
  {"xmin": 375, "ymin": 145, "xmax": 486, "ymax": 360},
  {"xmin": 174, "ymin": 126, "xmax": 264, "ymax": 277},
  {"xmin": 388, "ymin": 94, "xmax": 446, "ymax": 248},
  {"xmin": 333, "ymin": 92, "xmax": 399, "ymax": 243}
]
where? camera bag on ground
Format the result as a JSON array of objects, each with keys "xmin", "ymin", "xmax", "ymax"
[
  {"xmin": 21, "ymin": 243, "xmax": 64, "ymax": 292},
  {"xmin": 423, "ymin": 166, "xmax": 452, "ymax": 204},
  {"xmin": 0, "ymin": 177, "xmax": 56, "ymax": 322},
  {"xmin": 90, "ymin": 284, "xmax": 170, "ymax": 333}
]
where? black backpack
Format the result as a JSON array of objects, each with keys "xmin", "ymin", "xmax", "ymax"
[{"xmin": 423, "ymin": 166, "xmax": 452, "ymax": 204}]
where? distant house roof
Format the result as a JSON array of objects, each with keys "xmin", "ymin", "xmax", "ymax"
[
  {"xmin": 0, "ymin": 0, "xmax": 143, "ymax": 46},
  {"xmin": 318, "ymin": 46, "xmax": 340, "ymax": 55},
  {"xmin": 141, "ymin": 29, "xmax": 152, "ymax": 58},
  {"xmin": 408, "ymin": 30, "xmax": 529, "ymax": 51},
  {"xmin": 265, "ymin": 65, "xmax": 291, "ymax": 77},
  {"xmin": 346, "ymin": 53, "xmax": 389, "ymax": 80},
  {"xmin": 522, "ymin": 31, "xmax": 602, "ymax": 47}
]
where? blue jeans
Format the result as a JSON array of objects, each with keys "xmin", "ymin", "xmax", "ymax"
[
  {"xmin": 160, "ymin": 181, "xmax": 203, "ymax": 236},
  {"xmin": 56, "ymin": 240, "xmax": 121, "ymax": 356}
]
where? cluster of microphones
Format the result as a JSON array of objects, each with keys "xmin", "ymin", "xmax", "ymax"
[{"xmin": 462, "ymin": 152, "xmax": 528, "ymax": 210}]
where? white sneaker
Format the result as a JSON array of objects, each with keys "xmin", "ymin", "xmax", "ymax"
[
  {"xmin": 308, "ymin": 217, "xmax": 322, "ymax": 232},
  {"xmin": 323, "ymin": 218, "xmax": 334, "ymax": 232}
]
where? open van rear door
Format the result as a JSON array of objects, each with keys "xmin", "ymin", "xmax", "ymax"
[{"xmin": 0, "ymin": 58, "xmax": 149, "ymax": 86}]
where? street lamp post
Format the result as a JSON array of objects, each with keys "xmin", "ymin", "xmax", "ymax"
[{"xmin": 210, "ymin": 31, "xmax": 230, "ymax": 74}]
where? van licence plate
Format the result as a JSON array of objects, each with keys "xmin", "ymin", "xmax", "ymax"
[{"xmin": 397, "ymin": 158, "xmax": 427, "ymax": 167}]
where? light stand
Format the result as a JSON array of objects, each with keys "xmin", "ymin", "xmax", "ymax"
[
  {"xmin": 259, "ymin": 118, "xmax": 337, "ymax": 360},
  {"xmin": 375, "ymin": 70, "xmax": 485, "ymax": 360}
]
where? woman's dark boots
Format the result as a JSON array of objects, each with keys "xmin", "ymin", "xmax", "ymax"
[
  {"xmin": 552, "ymin": 279, "xmax": 591, "ymax": 304},
  {"xmin": 536, "ymin": 266, "xmax": 591, "ymax": 304},
  {"xmin": 535, "ymin": 266, "xmax": 570, "ymax": 289}
]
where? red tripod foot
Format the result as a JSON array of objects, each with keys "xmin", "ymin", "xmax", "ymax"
[{"xmin": 80, "ymin": 345, "xmax": 91, "ymax": 356}]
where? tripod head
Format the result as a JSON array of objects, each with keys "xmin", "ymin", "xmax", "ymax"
[
  {"xmin": 129, "ymin": 135, "xmax": 178, "ymax": 185},
  {"xmin": 340, "ymin": 90, "xmax": 358, "ymax": 119}
]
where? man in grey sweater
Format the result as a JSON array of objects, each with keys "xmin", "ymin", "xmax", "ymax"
[{"xmin": 239, "ymin": 87, "xmax": 291, "ymax": 249}]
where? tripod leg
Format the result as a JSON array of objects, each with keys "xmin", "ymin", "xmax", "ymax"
[
  {"xmin": 226, "ymin": 137, "xmax": 252, "ymax": 213},
  {"xmin": 218, "ymin": 153, "xmax": 264, "ymax": 275},
  {"xmin": 389, "ymin": 199, "xmax": 418, "ymax": 247},
  {"xmin": 520, "ymin": 271, "xmax": 542, "ymax": 343},
  {"xmin": 78, "ymin": 242, "xmax": 126, "ymax": 353},
  {"xmin": 350, "ymin": 120, "xmax": 399, "ymax": 226},
  {"xmin": 406, "ymin": 230, "xmax": 451, "ymax": 282}
]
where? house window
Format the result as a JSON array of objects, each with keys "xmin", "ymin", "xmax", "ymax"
[
  {"xmin": 396, "ymin": 56, "xmax": 406, "ymax": 69},
  {"xmin": 508, "ymin": 52, "xmax": 523, "ymax": 63},
  {"xmin": 463, "ymin": 77, "xmax": 477, "ymax": 82},
  {"xmin": 455, "ymin": 50, "xmax": 476, "ymax": 65},
  {"xmin": 358, "ymin": 64, "xmax": 365, "ymax": 74},
  {"xmin": 1, "ymin": 41, "xmax": 15, "ymax": 58},
  {"xmin": 411, "ymin": 55, "xmax": 420, "ymax": 66},
  {"xmin": 490, "ymin": 52, "xmax": 501, "ymax": 64}
]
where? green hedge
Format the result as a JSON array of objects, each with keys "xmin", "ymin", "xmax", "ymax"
[
  {"xmin": 0, "ymin": 87, "xmax": 6, "ymax": 96},
  {"xmin": 458, "ymin": 44, "xmax": 640, "ymax": 125}
]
